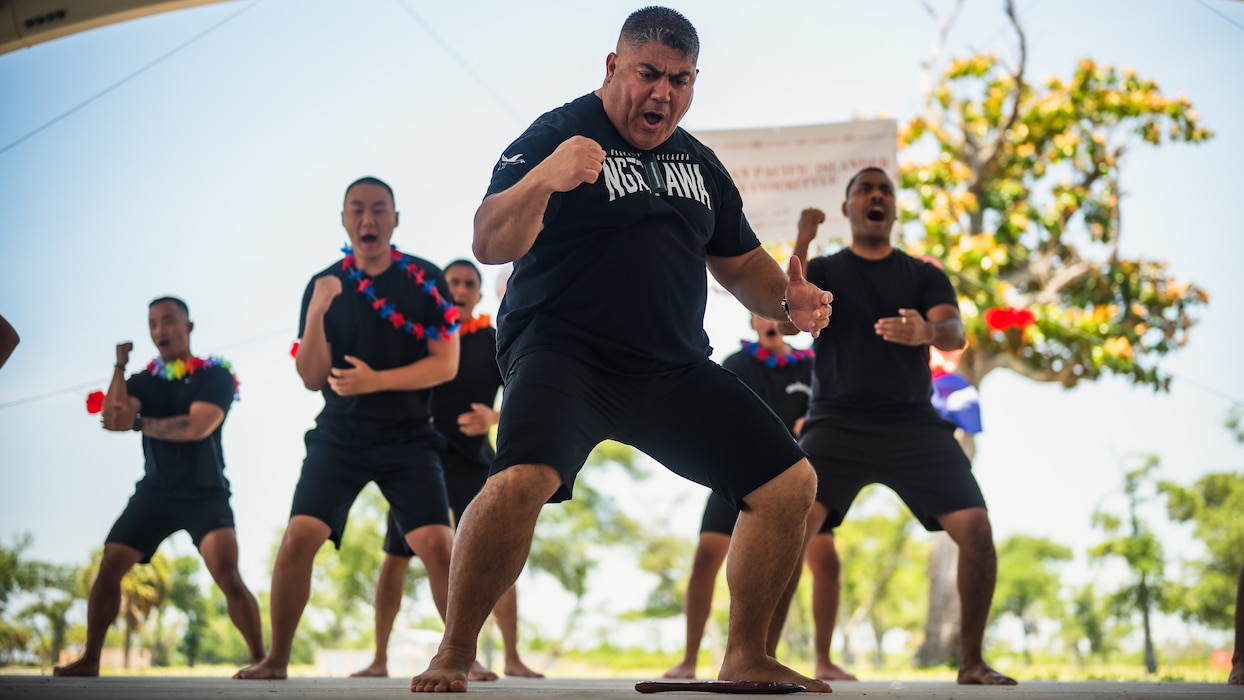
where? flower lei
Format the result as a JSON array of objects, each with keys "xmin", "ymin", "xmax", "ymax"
[
  {"xmin": 460, "ymin": 314, "xmax": 492, "ymax": 335},
  {"xmin": 741, "ymin": 340, "xmax": 814, "ymax": 369},
  {"xmin": 146, "ymin": 355, "xmax": 240, "ymax": 401},
  {"xmin": 342, "ymin": 244, "xmax": 461, "ymax": 340}
]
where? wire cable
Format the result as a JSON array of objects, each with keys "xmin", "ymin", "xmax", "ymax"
[{"xmin": 0, "ymin": 0, "xmax": 260, "ymax": 157}]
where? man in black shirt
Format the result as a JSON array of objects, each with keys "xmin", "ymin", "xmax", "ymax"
[
  {"xmin": 412, "ymin": 7, "xmax": 832, "ymax": 693},
  {"xmin": 352, "ymin": 259, "xmax": 541, "ymax": 681},
  {"xmin": 792, "ymin": 168, "xmax": 1016, "ymax": 685},
  {"xmin": 235, "ymin": 177, "xmax": 460, "ymax": 680},
  {"xmin": 55, "ymin": 297, "xmax": 264, "ymax": 676}
]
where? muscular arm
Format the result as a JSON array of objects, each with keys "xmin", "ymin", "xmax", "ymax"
[
  {"xmin": 139, "ymin": 401, "xmax": 226, "ymax": 442},
  {"xmin": 102, "ymin": 342, "xmax": 140, "ymax": 432},
  {"xmin": 328, "ymin": 334, "xmax": 460, "ymax": 397},
  {"xmin": 296, "ymin": 311, "xmax": 333, "ymax": 391},
  {"xmin": 708, "ymin": 247, "xmax": 833, "ymax": 337},
  {"xmin": 707, "ymin": 247, "xmax": 789, "ymax": 322},
  {"xmin": 473, "ymin": 135, "xmax": 606, "ymax": 264}
]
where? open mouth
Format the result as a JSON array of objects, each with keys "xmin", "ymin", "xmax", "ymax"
[
  {"xmin": 866, "ymin": 209, "xmax": 886, "ymax": 222},
  {"xmin": 643, "ymin": 111, "xmax": 665, "ymax": 128},
  {"xmin": 361, "ymin": 234, "xmax": 379, "ymax": 244},
  {"xmin": 764, "ymin": 329, "xmax": 779, "ymax": 338}
]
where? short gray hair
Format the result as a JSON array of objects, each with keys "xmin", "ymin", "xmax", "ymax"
[{"xmin": 619, "ymin": 6, "xmax": 699, "ymax": 64}]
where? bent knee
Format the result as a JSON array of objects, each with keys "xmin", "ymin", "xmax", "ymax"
[{"xmin": 741, "ymin": 460, "xmax": 817, "ymax": 514}]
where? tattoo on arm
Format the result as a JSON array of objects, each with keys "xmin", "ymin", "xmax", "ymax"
[{"xmin": 140, "ymin": 415, "xmax": 193, "ymax": 440}]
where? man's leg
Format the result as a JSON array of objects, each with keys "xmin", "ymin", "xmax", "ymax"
[
  {"xmin": 663, "ymin": 532, "xmax": 730, "ymax": 678},
  {"xmin": 718, "ymin": 461, "xmax": 829, "ymax": 692},
  {"xmin": 351, "ymin": 554, "xmax": 410, "ymax": 677},
  {"xmin": 765, "ymin": 501, "xmax": 828, "ymax": 659},
  {"xmin": 805, "ymin": 533, "xmax": 856, "ymax": 680},
  {"xmin": 198, "ymin": 528, "xmax": 265, "ymax": 664},
  {"xmin": 411, "ymin": 464, "xmax": 560, "ymax": 692},
  {"xmin": 936, "ymin": 507, "xmax": 1016, "ymax": 686},
  {"xmin": 53, "ymin": 543, "xmax": 144, "ymax": 677},
  {"xmin": 1230, "ymin": 561, "xmax": 1243, "ymax": 685},
  {"xmin": 234, "ymin": 515, "xmax": 332, "ymax": 679},
  {"xmin": 493, "ymin": 585, "xmax": 543, "ymax": 677}
]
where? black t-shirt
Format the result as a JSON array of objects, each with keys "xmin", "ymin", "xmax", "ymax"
[
  {"xmin": 126, "ymin": 364, "xmax": 235, "ymax": 495},
  {"xmin": 804, "ymin": 248, "xmax": 958, "ymax": 411},
  {"xmin": 299, "ymin": 254, "xmax": 455, "ymax": 445},
  {"xmin": 486, "ymin": 93, "xmax": 761, "ymax": 376},
  {"xmin": 431, "ymin": 324, "xmax": 502, "ymax": 467},
  {"xmin": 721, "ymin": 345, "xmax": 813, "ymax": 435}
]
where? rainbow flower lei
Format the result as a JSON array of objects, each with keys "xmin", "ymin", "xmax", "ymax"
[
  {"xmin": 146, "ymin": 355, "xmax": 240, "ymax": 401},
  {"xmin": 342, "ymin": 244, "xmax": 461, "ymax": 340},
  {"xmin": 741, "ymin": 340, "xmax": 814, "ymax": 369}
]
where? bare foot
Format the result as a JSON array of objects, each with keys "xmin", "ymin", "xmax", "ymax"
[
  {"xmin": 233, "ymin": 657, "xmax": 288, "ymax": 680},
  {"xmin": 53, "ymin": 658, "xmax": 99, "ymax": 677},
  {"xmin": 349, "ymin": 662, "xmax": 388, "ymax": 678},
  {"xmin": 662, "ymin": 659, "xmax": 696, "ymax": 679},
  {"xmin": 469, "ymin": 659, "xmax": 498, "ymax": 681},
  {"xmin": 718, "ymin": 656, "xmax": 830, "ymax": 693},
  {"xmin": 815, "ymin": 661, "xmax": 857, "ymax": 681},
  {"xmin": 411, "ymin": 652, "xmax": 472, "ymax": 693},
  {"xmin": 1229, "ymin": 659, "xmax": 1242, "ymax": 685},
  {"xmin": 505, "ymin": 659, "xmax": 545, "ymax": 678},
  {"xmin": 958, "ymin": 661, "xmax": 1017, "ymax": 685}
]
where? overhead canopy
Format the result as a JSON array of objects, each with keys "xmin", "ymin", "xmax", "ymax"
[{"xmin": 0, "ymin": 0, "xmax": 227, "ymax": 55}]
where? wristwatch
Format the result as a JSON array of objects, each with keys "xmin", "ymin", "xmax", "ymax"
[
  {"xmin": 780, "ymin": 296, "xmax": 792, "ymax": 322},
  {"xmin": 132, "ymin": 414, "xmax": 143, "ymax": 432}
]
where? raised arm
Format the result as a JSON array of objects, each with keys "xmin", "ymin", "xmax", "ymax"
[
  {"xmin": 102, "ymin": 342, "xmax": 141, "ymax": 432},
  {"xmin": 296, "ymin": 275, "xmax": 341, "ymax": 391},
  {"xmin": 707, "ymin": 247, "xmax": 832, "ymax": 338},
  {"xmin": 790, "ymin": 207, "xmax": 826, "ymax": 268},
  {"xmin": 473, "ymin": 136, "xmax": 606, "ymax": 264}
]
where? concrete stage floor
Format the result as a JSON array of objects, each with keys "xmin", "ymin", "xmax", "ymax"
[{"xmin": 3, "ymin": 676, "xmax": 1241, "ymax": 699}]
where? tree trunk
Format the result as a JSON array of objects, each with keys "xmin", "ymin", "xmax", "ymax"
[
  {"xmin": 914, "ymin": 532, "xmax": 961, "ymax": 667},
  {"xmin": 1139, "ymin": 575, "xmax": 1157, "ymax": 674}
]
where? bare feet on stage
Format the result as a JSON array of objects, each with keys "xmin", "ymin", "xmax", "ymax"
[
  {"xmin": 505, "ymin": 659, "xmax": 545, "ymax": 678},
  {"xmin": 232, "ymin": 657, "xmax": 288, "ymax": 680},
  {"xmin": 1229, "ymin": 657, "xmax": 1242, "ymax": 685},
  {"xmin": 411, "ymin": 651, "xmax": 471, "ymax": 693},
  {"xmin": 469, "ymin": 659, "xmax": 499, "ymax": 681},
  {"xmin": 52, "ymin": 658, "xmax": 99, "ymax": 677},
  {"xmin": 957, "ymin": 661, "xmax": 1017, "ymax": 685},
  {"xmin": 349, "ymin": 662, "xmax": 388, "ymax": 678},
  {"xmin": 718, "ymin": 656, "xmax": 830, "ymax": 693},
  {"xmin": 661, "ymin": 659, "xmax": 696, "ymax": 679},
  {"xmin": 815, "ymin": 660, "xmax": 857, "ymax": 681}
]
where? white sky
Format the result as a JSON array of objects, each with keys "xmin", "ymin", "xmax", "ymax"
[{"xmin": 1, "ymin": 0, "xmax": 1242, "ymax": 655}]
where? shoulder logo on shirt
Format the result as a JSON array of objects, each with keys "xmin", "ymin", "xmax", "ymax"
[
  {"xmin": 601, "ymin": 149, "xmax": 712, "ymax": 209},
  {"xmin": 496, "ymin": 153, "xmax": 525, "ymax": 170}
]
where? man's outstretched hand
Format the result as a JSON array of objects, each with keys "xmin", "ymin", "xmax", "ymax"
[{"xmin": 785, "ymin": 256, "xmax": 832, "ymax": 338}]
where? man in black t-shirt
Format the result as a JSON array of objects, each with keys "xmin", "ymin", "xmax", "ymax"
[
  {"xmin": 664, "ymin": 313, "xmax": 855, "ymax": 682},
  {"xmin": 55, "ymin": 297, "xmax": 264, "ymax": 677},
  {"xmin": 411, "ymin": 7, "xmax": 833, "ymax": 694},
  {"xmin": 352, "ymin": 259, "xmax": 541, "ymax": 681},
  {"xmin": 236, "ymin": 177, "xmax": 461, "ymax": 681},
  {"xmin": 790, "ymin": 168, "xmax": 1016, "ymax": 686}
]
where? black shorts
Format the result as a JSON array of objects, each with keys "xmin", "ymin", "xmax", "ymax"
[
  {"xmin": 493, "ymin": 351, "xmax": 805, "ymax": 508},
  {"xmin": 291, "ymin": 428, "xmax": 451, "ymax": 549},
  {"xmin": 799, "ymin": 405, "xmax": 986, "ymax": 531},
  {"xmin": 699, "ymin": 491, "xmax": 834, "ymax": 536},
  {"xmin": 382, "ymin": 451, "xmax": 489, "ymax": 557},
  {"xmin": 105, "ymin": 487, "xmax": 235, "ymax": 563}
]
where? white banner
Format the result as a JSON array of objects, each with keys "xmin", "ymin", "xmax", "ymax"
[{"xmin": 694, "ymin": 119, "xmax": 898, "ymax": 244}]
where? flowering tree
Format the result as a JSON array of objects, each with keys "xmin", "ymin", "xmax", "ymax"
[{"xmin": 897, "ymin": 0, "xmax": 1211, "ymax": 666}]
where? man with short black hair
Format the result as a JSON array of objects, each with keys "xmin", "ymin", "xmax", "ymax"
[
  {"xmin": 411, "ymin": 6, "xmax": 832, "ymax": 693},
  {"xmin": 791, "ymin": 168, "xmax": 1016, "ymax": 685},
  {"xmin": 235, "ymin": 177, "xmax": 461, "ymax": 681},
  {"xmin": 55, "ymin": 297, "xmax": 264, "ymax": 677}
]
